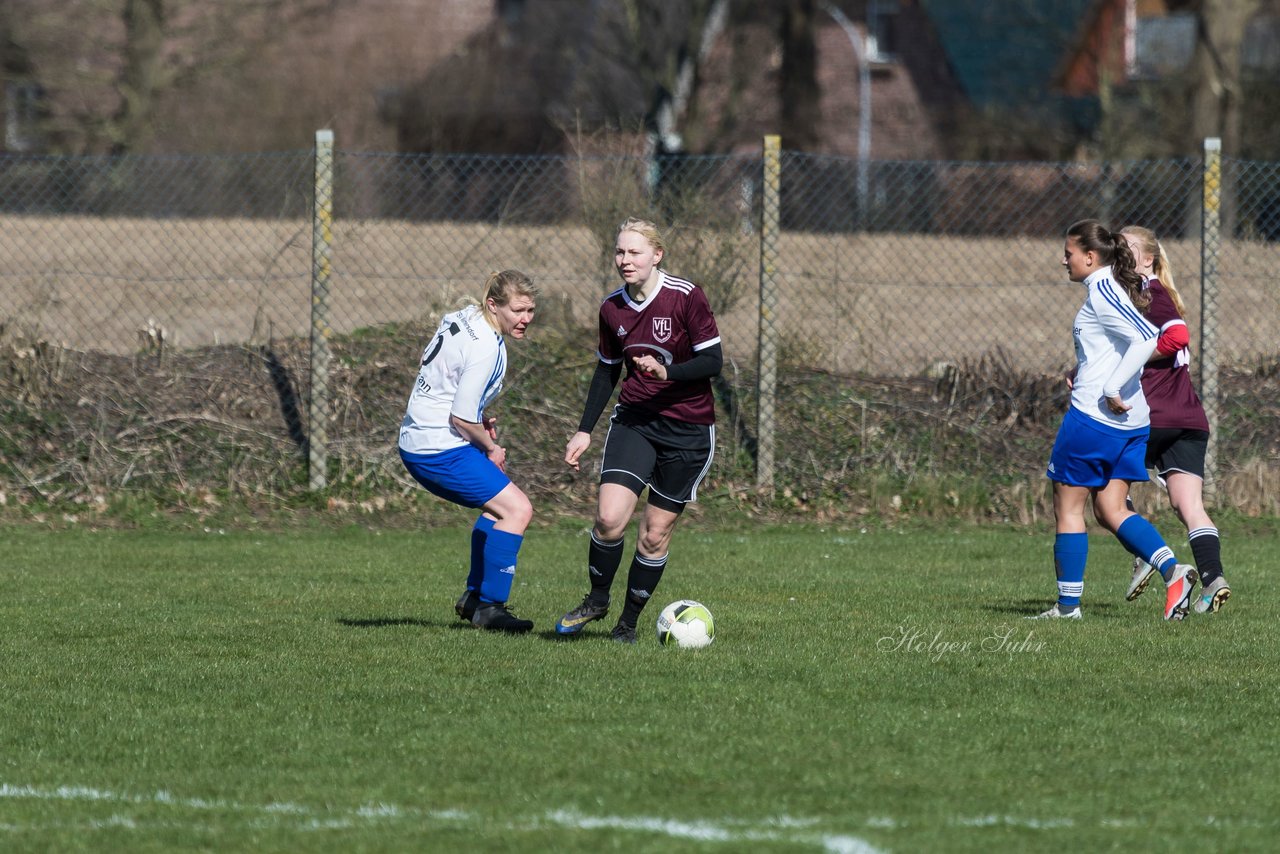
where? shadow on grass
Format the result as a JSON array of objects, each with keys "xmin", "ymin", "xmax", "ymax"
[
  {"xmin": 537, "ymin": 628, "xmax": 621, "ymax": 643},
  {"xmin": 336, "ymin": 616, "xmax": 438, "ymax": 629},
  {"xmin": 987, "ymin": 599, "xmax": 1122, "ymax": 618},
  {"xmin": 337, "ymin": 618, "xmax": 634, "ymax": 639}
]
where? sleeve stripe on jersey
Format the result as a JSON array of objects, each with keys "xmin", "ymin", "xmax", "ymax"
[
  {"xmin": 692, "ymin": 336, "xmax": 722, "ymax": 351},
  {"xmin": 475, "ymin": 349, "xmax": 503, "ymax": 420},
  {"xmin": 1099, "ymin": 279, "xmax": 1157, "ymax": 339},
  {"xmin": 662, "ymin": 274, "xmax": 696, "ymax": 292},
  {"xmin": 1160, "ymin": 318, "xmax": 1186, "ymax": 332},
  {"xmin": 596, "ymin": 351, "xmax": 624, "ymax": 365}
]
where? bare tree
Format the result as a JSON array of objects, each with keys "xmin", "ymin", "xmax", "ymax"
[
  {"xmin": 112, "ymin": 0, "xmax": 165, "ymax": 154},
  {"xmin": 1165, "ymin": 0, "xmax": 1260, "ymax": 236},
  {"xmin": 1184, "ymin": 0, "xmax": 1261, "ymax": 157},
  {"xmin": 779, "ymin": 0, "xmax": 820, "ymax": 150},
  {"xmin": 5, "ymin": 0, "xmax": 338, "ymax": 153},
  {"xmin": 389, "ymin": 0, "xmax": 730, "ymax": 156}
]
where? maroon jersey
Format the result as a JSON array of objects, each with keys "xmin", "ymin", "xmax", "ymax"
[
  {"xmin": 596, "ymin": 271, "xmax": 721, "ymax": 425},
  {"xmin": 1141, "ymin": 279, "xmax": 1210, "ymax": 432}
]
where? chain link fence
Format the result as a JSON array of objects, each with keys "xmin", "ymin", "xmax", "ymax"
[{"xmin": 2, "ymin": 138, "xmax": 1278, "ymax": 506}]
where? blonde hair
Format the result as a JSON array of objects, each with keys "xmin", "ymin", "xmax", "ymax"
[
  {"xmin": 1120, "ymin": 225, "xmax": 1185, "ymax": 317},
  {"xmin": 478, "ymin": 269, "xmax": 538, "ymax": 330},
  {"xmin": 618, "ymin": 217, "xmax": 667, "ymax": 258}
]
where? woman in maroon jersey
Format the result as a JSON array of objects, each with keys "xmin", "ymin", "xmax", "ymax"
[
  {"xmin": 1120, "ymin": 225, "xmax": 1230, "ymax": 614},
  {"xmin": 554, "ymin": 218, "xmax": 723, "ymax": 643}
]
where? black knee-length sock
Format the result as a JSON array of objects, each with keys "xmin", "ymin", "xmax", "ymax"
[
  {"xmin": 587, "ymin": 532, "xmax": 625, "ymax": 604},
  {"xmin": 619, "ymin": 552, "xmax": 668, "ymax": 627},
  {"xmin": 1188, "ymin": 526, "xmax": 1223, "ymax": 586}
]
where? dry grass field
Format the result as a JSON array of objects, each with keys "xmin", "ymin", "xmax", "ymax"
[{"xmin": 3, "ymin": 215, "xmax": 1278, "ymax": 378}]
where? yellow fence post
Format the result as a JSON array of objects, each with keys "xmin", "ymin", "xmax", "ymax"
[
  {"xmin": 757, "ymin": 135, "xmax": 781, "ymax": 491},
  {"xmin": 309, "ymin": 129, "xmax": 335, "ymax": 491},
  {"xmin": 1200, "ymin": 137, "xmax": 1221, "ymax": 506}
]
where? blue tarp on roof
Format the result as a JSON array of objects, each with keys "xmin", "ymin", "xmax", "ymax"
[{"xmin": 920, "ymin": 0, "xmax": 1094, "ymax": 107}]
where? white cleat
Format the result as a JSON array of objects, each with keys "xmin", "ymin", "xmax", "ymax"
[
  {"xmin": 1193, "ymin": 576, "xmax": 1231, "ymax": 614},
  {"xmin": 1126, "ymin": 557, "xmax": 1158, "ymax": 601},
  {"xmin": 1029, "ymin": 603, "xmax": 1082, "ymax": 620}
]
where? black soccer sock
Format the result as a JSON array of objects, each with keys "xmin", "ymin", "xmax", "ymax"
[
  {"xmin": 619, "ymin": 552, "xmax": 668, "ymax": 627},
  {"xmin": 1188, "ymin": 527, "xmax": 1224, "ymax": 586},
  {"xmin": 587, "ymin": 531, "xmax": 625, "ymax": 604}
]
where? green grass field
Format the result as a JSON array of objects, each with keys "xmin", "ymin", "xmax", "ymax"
[{"xmin": 2, "ymin": 519, "xmax": 1277, "ymax": 852}]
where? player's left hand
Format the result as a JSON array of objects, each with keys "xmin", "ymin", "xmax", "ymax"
[
  {"xmin": 484, "ymin": 416, "xmax": 498, "ymax": 442},
  {"xmin": 633, "ymin": 354, "xmax": 667, "ymax": 381}
]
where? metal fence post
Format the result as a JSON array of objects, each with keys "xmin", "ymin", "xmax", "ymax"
[
  {"xmin": 1200, "ymin": 137, "xmax": 1221, "ymax": 505},
  {"xmin": 309, "ymin": 129, "xmax": 335, "ymax": 491},
  {"xmin": 757, "ymin": 135, "xmax": 781, "ymax": 491}
]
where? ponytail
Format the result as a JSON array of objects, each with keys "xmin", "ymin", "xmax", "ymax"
[{"xmin": 1066, "ymin": 219, "xmax": 1148, "ymax": 309}]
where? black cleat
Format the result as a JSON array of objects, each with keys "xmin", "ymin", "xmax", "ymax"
[
  {"xmin": 555, "ymin": 595, "xmax": 610, "ymax": 636},
  {"xmin": 455, "ymin": 589, "xmax": 480, "ymax": 621},
  {"xmin": 610, "ymin": 621, "xmax": 638, "ymax": 644},
  {"xmin": 471, "ymin": 602, "xmax": 534, "ymax": 634}
]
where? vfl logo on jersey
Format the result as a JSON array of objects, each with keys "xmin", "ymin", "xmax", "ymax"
[{"xmin": 652, "ymin": 317, "xmax": 672, "ymax": 343}]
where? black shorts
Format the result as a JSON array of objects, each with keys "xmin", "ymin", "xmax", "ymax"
[
  {"xmin": 1145, "ymin": 427, "xmax": 1208, "ymax": 479},
  {"xmin": 599, "ymin": 405, "xmax": 715, "ymax": 513}
]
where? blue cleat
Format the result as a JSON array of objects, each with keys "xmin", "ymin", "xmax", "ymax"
[{"xmin": 555, "ymin": 596, "xmax": 609, "ymax": 635}]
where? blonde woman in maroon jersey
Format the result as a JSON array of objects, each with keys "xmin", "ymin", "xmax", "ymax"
[
  {"xmin": 555, "ymin": 218, "xmax": 723, "ymax": 643},
  {"xmin": 1120, "ymin": 225, "xmax": 1230, "ymax": 614}
]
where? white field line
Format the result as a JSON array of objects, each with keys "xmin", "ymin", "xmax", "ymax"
[
  {"xmin": 10, "ymin": 783, "xmax": 1266, "ymax": 846},
  {"xmin": 0, "ymin": 782, "xmax": 882, "ymax": 852}
]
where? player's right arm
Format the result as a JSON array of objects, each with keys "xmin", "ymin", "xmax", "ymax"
[
  {"xmin": 565, "ymin": 359, "xmax": 622, "ymax": 470},
  {"xmin": 451, "ymin": 336, "xmax": 506, "ymax": 467},
  {"xmin": 450, "ymin": 413, "xmax": 506, "ymax": 470}
]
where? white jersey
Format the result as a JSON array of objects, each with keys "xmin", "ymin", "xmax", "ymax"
[
  {"xmin": 399, "ymin": 305, "xmax": 506, "ymax": 455},
  {"xmin": 1069, "ymin": 266, "xmax": 1159, "ymax": 430}
]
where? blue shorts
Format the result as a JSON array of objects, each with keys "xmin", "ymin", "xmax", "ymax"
[
  {"xmin": 1046, "ymin": 407, "xmax": 1151, "ymax": 488},
  {"xmin": 400, "ymin": 446, "xmax": 510, "ymax": 508}
]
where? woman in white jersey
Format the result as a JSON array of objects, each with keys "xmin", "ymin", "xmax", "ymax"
[
  {"xmin": 399, "ymin": 270, "xmax": 538, "ymax": 633},
  {"xmin": 1036, "ymin": 220, "xmax": 1196, "ymax": 621}
]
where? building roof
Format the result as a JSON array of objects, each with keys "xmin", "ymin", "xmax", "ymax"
[{"xmin": 919, "ymin": 0, "xmax": 1094, "ymax": 107}]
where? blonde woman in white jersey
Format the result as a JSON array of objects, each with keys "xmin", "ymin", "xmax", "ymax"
[
  {"xmin": 399, "ymin": 270, "xmax": 538, "ymax": 633},
  {"xmin": 1036, "ymin": 220, "xmax": 1197, "ymax": 621}
]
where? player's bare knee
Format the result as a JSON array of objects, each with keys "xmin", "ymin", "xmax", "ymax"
[
  {"xmin": 637, "ymin": 529, "xmax": 672, "ymax": 556},
  {"xmin": 490, "ymin": 491, "xmax": 533, "ymax": 531},
  {"xmin": 509, "ymin": 498, "xmax": 534, "ymax": 530},
  {"xmin": 593, "ymin": 513, "xmax": 628, "ymax": 541},
  {"xmin": 637, "ymin": 516, "xmax": 676, "ymax": 554}
]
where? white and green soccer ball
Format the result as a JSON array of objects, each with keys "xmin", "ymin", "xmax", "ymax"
[{"xmin": 655, "ymin": 599, "xmax": 715, "ymax": 648}]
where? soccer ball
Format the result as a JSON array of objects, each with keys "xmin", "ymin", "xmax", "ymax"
[{"xmin": 655, "ymin": 600, "xmax": 715, "ymax": 648}]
